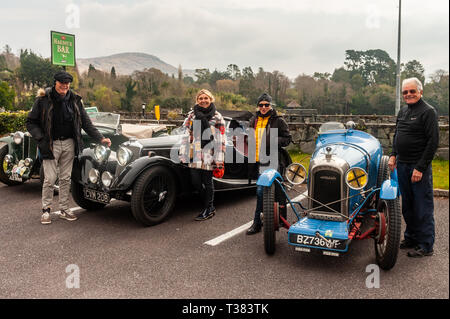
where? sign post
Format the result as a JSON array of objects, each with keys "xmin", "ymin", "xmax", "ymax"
[
  {"xmin": 51, "ymin": 31, "xmax": 76, "ymax": 69},
  {"xmin": 155, "ymin": 105, "xmax": 160, "ymax": 123}
]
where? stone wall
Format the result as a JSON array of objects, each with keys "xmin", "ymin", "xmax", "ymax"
[
  {"xmin": 117, "ymin": 111, "xmax": 449, "ymax": 160},
  {"xmin": 287, "ymin": 121, "xmax": 449, "ymax": 160}
]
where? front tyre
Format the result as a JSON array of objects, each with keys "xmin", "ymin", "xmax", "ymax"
[
  {"xmin": 263, "ymin": 184, "xmax": 278, "ymax": 255},
  {"xmin": 71, "ymin": 180, "xmax": 107, "ymax": 210},
  {"xmin": 130, "ymin": 166, "xmax": 176, "ymax": 226},
  {"xmin": 0, "ymin": 145, "xmax": 23, "ymax": 186},
  {"xmin": 374, "ymin": 199, "xmax": 401, "ymax": 270}
]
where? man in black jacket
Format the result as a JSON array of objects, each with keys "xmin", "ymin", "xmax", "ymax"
[
  {"xmin": 388, "ymin": 77, "xmax": 439, "ymax": 257},
  {"xmin": 26, "ymin": 71, "xmax": 111, "ymax": 224},
  {"xmin": 246, "ymin": 93, "xmax": 292, "ymax": 235}
]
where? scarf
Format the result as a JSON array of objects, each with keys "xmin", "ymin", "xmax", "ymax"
[
  {"xmin": 256, "ymin": 108, "xmax": 273, "ymax": 118},
  {"xmin": 51, "ymin": 87, "xmax": 73, "ymax": 121},
  {"xmin": 194, "ymin": 103, "xmax": 216, "ymax": 148}
]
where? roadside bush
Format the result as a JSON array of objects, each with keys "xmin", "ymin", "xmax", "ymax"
[{"xmin": 0, "ymin": 111, "xmax": 28, "ymax": 135}]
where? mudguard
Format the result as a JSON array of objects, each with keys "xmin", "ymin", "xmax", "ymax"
[
  {"xmin": 256, "ymin": 169, "xmax": 282, "ymax": 187},
  {"xmin": 380, "ymin": 168, "xmax": 400, "ymax": 200},
  {"xmin": 113, "ymin": 155, "xmax": 182, "ymax": 190}
]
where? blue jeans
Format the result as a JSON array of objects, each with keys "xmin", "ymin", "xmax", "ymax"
[
  {"xmin": 397, "ymin": 162, "xmax": 435, "ymax": 252},
  {"xmin": 253, "ymin": 185, "xmax": 264, "ymax": 225}
]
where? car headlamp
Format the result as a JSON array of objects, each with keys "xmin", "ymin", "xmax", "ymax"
[
  {"xmin": 285, "ymin": 163, "xmax": 307, "ymax": 185},
  {"xmin": 101, "ymin": 171, "xmax": 114, "ymax": 188},
  {"xmin": 117, "ymin": 146, "xmax": 132, "ymax": 166},
  {"xmin": 4, "ymin": 154, "xmax": 13, "ymax": 164},
  {"xmin": 13, "ymin": 131, "xmax": 24, "ymax": 145},
  {"xmin": 88, "ymin": 168, "xmax": 100, "ymax": 184},
  {"xmin": 24, "ymin": 158, "xmax": 33, "ymax": 167},
  {"xmin": 94, "ymin": 145, "xmax": 110, "ymax": 162},
  {"xmin": 345, "ymin": 167, "xmax": 368, "ymax": 190}
]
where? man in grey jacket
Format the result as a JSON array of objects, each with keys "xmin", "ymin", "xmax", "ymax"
[{"xmin": 26, "ymin": 71, "xmax": 111, "ymax": 224}]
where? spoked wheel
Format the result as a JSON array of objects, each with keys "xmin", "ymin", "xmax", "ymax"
[
  {"xmin": 263, "ymin": 183, "xmax": 279, "ymax": 255},
  {"xmin": 374, "ymin": 199, "xmax": 401, "ymax": 270},
  {"xmin": 131, "ymin": 166, "xmax": 176, "ymax": 226},
  {"xmin": 0, "ymin": 145, "xmax": 23, "ymax": 186}
]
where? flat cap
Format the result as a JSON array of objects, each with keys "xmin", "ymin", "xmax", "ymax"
[
  {"xmin": 257, "ymin": 93, "xmax": 272, "ymax": 104},
  {"xmin": 54, "ymin": 71, "xmax": 73, "ymax": 83}
]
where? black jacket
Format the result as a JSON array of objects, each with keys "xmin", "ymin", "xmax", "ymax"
[
  {"xmin": 391, "ymin": 98, "xmax": 439, "ymax": 172},
  {"xmin": 249, "ymin": 109, "xmax": 292, "ymax": 150},
  {"xmin": 26, "ymin": 87, "xmax": 104, "ymax": 160},
  {"xmin": 249, "ymin": 109, "xmax": 292, "ymax": 173}
]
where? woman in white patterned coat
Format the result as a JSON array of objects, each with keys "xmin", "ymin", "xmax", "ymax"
[{"xmin": 179, "ymin": 89, "xmax": 226, "ymax": 221}]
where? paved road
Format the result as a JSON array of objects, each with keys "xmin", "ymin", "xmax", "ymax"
[{"xmin": 0, "ymin": 180, "xmax": 448, "ymax": 300}]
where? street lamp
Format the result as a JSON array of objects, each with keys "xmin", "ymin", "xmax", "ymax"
[{"xmin": 395, "ymin": 0, "xmax": 402, "ymax": 116}]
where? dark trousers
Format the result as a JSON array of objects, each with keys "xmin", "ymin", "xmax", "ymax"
[
  {"xmin": 253, "ymin": 185, "xmax": 264, "ymax": 225},
  {"xmin": 397, "ymin": 162, "xmax": 435, "ymax": 252},
  {"xmin": 190, "ymin": 169, "xmax": 214, "ymax": 210}
]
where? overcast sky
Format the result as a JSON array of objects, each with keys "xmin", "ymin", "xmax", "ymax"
[{"xmin": 0, "ymin": 0, "xmax": 448, "ymax": 80}]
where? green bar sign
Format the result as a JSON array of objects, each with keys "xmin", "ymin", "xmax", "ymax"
[{"xmin": 51, "ymin": 31, "xmax": 75, "ymax": 67}]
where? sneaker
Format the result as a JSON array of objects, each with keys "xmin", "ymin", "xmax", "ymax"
[
  {"xmin": 59, "ymin": 209, "xmax": 78, "ymax": 221},
  {"xmin": 400, "ymin": 239, "xmax": 416, "ymax": 249},
  {"xmin": 41, "ymin": 209, "xmax": 51, "ymax": 225},
  {"xmin": 195, "ymin": 207, "xmax": 216, "ymax": 221},
  {"xmin": 407, "ymin": 246, "xmax": 434, "ymax": 258}
]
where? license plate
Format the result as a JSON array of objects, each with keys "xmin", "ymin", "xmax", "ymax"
[
  {"xmin": 83, "ymin": 188, "xmax": 110, "ymax": 204},
  {"xmin": 10, "ymin": 173, "xmax": 22, "ymax": 182},
  {"xmin": 290, "ymin": 233, "xmax": 346, "ymax": 250}
]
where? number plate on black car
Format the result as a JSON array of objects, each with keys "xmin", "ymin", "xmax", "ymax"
[
  {"xmin": 83, "ymin": 187, "xmax": 110, "ymax": 204},
  {"xmin": 10, "ymin": 173, "xmax": 22, "ymax": 182},
  {"xmin": 289, "ymin": 233, "xmax": 347, "ymax": 250}
]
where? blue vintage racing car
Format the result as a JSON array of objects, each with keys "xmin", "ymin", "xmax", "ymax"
[{"xmin": 258, "ymin": 121, "xmax": 401, "ymax": 270}]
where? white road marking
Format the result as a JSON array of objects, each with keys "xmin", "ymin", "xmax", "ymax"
[
  {"xmin": 204, "ymin": 190, "xmax": 308, "ymax": 246},
  {"xmin": 204, "ymin": 221, "xmax": 254, "ymax": 246}
]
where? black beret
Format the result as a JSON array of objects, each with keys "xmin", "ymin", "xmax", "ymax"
[
  {"xmin": 257, "ymin": 93, "xmax": 272, "ymax": 104},
  {"xmin": 54, "ymin": 71, "xmax": 73, "ymax": 83}
]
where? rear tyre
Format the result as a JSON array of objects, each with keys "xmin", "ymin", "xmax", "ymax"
[
  {"xmin": 71, "ymin": 180, "xmax": 107, "ymax": 210},
  {"xmin": 263, "ymin": 184, "xmax": 277, "ymax": 255},
  {"xmin": 374, "ymin": 199, "xmax": 401, "ymax": 270},
  {"xmin": 0, "ymin": 145, "xmax": 23, "ymax": 186},
  {"xmin": 131, "ymin": 166, "xmax": 176, "ymax": 226}
]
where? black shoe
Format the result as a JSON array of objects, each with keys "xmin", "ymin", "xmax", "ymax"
[
  {"xmin": 400, "ymin": 239, "xmax": 416, "ymax": 249},
  {"xmin": 246, "ymin": 222, "xmax": 262, "ymax": 235},
  {"xmin": 195, "ymin": 208, "xmax": 216, "ymax": 221},
  {"xmin": 407, "ymin": 246, "xmax": 434, "ymax": 258}
]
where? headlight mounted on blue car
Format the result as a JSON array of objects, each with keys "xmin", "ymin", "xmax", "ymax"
[
  {"xmin": 345, "ymin": 167, "xmax": 368, "ymax": 190},
  {"xmin": 117, "ymin": 146, "xmax": 132, "ymax": 166}
]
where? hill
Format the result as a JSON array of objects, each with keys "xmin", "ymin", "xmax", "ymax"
[{"xmin": 77, "ymin": 52, "xmax": 195, "ymax": 78}]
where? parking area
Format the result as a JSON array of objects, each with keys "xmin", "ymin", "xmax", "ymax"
[{"xmin": 0, "ymin": 179, "xmax": 448, "ymax": 300}]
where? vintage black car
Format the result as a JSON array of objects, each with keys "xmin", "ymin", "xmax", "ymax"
[
  {"xmin": 0, "ymin": 111, "xmax": 167, "ymax": 187},
  {"xmin": 71, "ymin": 110, "xmax": 292, "ymax": 226}
]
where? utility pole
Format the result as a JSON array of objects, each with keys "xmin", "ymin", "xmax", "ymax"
[{"xmin": 395, "ymin": 0, "xmax": 402, "ymax": 115}]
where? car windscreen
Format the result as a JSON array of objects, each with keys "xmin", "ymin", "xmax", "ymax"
[{"xmin": 88, "ymin": 112, "xmax": 120, "ymax": 129}]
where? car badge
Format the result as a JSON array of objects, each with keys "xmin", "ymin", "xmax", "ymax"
[{"xmin": 325, "ymin": 230, "xmax": 333, "ymax": 237}]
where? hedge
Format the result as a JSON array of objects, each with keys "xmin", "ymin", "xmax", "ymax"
[{"xmin": 0, "ymin": 111, "xmax": 28, "ymax": 136}]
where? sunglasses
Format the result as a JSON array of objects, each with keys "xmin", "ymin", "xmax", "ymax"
[
  {"xmin": 402, "ymin": 89, "xmax": 417, "ymax": 95},
  {"xmin": 258, "ymin": 103, "xmax": 271, "ymax": 108}
]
